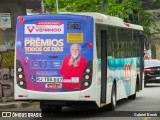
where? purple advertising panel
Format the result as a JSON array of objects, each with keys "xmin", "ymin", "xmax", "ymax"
[{"xmin": 16, "ymin": 14, "xmax": 93, "ymax": 92}]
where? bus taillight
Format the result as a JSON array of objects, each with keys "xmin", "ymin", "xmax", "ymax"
[
  {"xmin": 86, "ymin": 68, "xmax": 91, "ymax": 73},
  {"xmin": 81, "ymin": 61, "xmax": 92, "ymax": 89},
  {"xmin": 84, "ymin": 75, "xmax": 90, "ymax": 80},
  {"xmin": 18, "ymin": 74, "xmax": 23, "ymax": 79},
  {"xmin": 17, "ymin": 67, "xmax": 23, "ymax": 73},
  {"xmin": 83, "ymin": 81, "xmax": 91, "ymax": 87},
  {"xmin": 18, "ymin": 80, "xmax": 26, "ymax": 86},
  {"xmin": 16, "ymin": 60, "xmax": 27, "ymax": 89}
]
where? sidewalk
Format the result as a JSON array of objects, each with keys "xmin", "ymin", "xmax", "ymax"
[{"xmin": 0, "ymin": 101, "xmax": 40, "ymax": 109}]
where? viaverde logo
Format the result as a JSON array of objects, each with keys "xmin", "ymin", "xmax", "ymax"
[
  {"xmin": 27, "ymin": 26, "xmax": 34, "ymax": 33},
  {"xmin": 2, "ymin": 112, "xmax": 11, "ymax": 117}
]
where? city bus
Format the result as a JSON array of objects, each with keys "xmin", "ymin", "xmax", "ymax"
[{"xmin": 14, "ymin": 12, "xmax": 144, "ymax": 113}]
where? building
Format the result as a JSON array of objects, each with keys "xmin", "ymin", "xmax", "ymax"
[
  {"xmin": 0, "ymin": 0, "xmax": 42, "ymax": 46},
  {"xmin": 0, "ymin": 0, "xmax": 42, "ymax": 99},
  {"xmin": 142, "ymin": 0, "xmax": 160, "ymax": 59}
]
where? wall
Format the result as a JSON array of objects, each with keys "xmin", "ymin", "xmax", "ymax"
[
  {"xmin": 0, "ymin": 0, "xmax": 26, "ymax": 46},
  {"xmin": 0, "ymin": 0, "xmax": 26, "ymax": 100}
]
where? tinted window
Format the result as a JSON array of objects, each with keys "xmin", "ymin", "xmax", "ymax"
[
  {"xmin": 117, "ymin": 28, "xmax": 132, "ymax": 58},
  {"xmin": 108, "ymin": 27, "xmax": 117, "ymax": 57},
  {"xmin": 96, "ymin": 24, "xmax": 102, "ymax": 58}
]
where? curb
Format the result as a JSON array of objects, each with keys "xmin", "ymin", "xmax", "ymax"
[{"xmin": 0, "ymin": 102, "xmax": 40, "ymax": 109}]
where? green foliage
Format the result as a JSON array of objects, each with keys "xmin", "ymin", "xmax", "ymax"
[
  {"xmin": 44, "ymin": 0, "xmax": 157, "ymax": 37},
  {"xmin": 106, "ymin": 0, "xmax": 156, "ymax": 37},
  {"xmin": 44, "ymin": 0, "xmax": 105, "ymax": 13},
  {"xmin": 152, "ymin": 0, "xmax": 160, "ymax": 6}
]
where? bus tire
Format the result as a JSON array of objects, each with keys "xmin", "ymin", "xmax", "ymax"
[
  {"xmin": 41, "ymin": 105, "xmax": 62, "ymax": 117},
  {"xmin": 41, "ymin": 108, "xmax": 53, "ymax": 117},
  {"xmin": 41, "ymin": 108, "xmax": 51, "ymax": 114},
  {"xmin": 109, "ymin": 83, "xmax": 116, "ymax": 110},
  {"xmin": 128, "ymin": 83, "xmax": 137, "ymax": 100},
  {"xmin": 144, "ymin": 81, "xmax": 147, "ymax": 87},
  {"xmin": 51, "ymin": 105, "xmax": 62, "ymax": 113}
]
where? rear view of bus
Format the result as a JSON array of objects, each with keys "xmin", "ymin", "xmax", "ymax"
[{"xmin": 14, "ymin": 14, "xmax": 94, "ymax": 112}]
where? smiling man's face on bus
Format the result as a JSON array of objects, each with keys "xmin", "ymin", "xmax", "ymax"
[{"xmin": 70, "ymin": 44, "xmax": 81, "ymax": 59}]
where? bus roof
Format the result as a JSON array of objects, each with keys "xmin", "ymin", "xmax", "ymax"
[{"xmin": 59, "ymin": 12, "xmax": 143, "ymax": 31}]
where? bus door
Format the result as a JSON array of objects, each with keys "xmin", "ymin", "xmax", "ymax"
[
  {"xmin": 100, "ymin": 30, "xmax": 108, "ymax": 104},
  {"xmin": 139, "ymin": 33, "xmax": 144, "ymax": 90}
]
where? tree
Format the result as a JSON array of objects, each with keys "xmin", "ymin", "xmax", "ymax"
[
  {"xmin": 43, "ymin": 0, "xmax": 105, "ymax": 13},
  {"xmin": 149, "ymin": 0, "xmax": 160, "ymax": 6},
  {"xmin": 106, "ymin": 0, "xmax": 156, "ymax": 37},
  {"xmin": 44, "ymin": 0, "xmax": 157, "ymax": 37}
]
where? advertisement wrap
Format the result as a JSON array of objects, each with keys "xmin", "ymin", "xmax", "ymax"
[{"xmin": 16, "ymin": 17, "xmax": 93, "ymax": 92}]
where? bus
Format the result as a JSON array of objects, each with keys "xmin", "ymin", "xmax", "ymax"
[{"xmin": 14, "ymin": 12, "xmax": 144, "ymax": 113}]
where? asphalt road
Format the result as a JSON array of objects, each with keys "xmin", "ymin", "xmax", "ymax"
[{"xmin": 1, "ymin": 83, "xmax": 160, "ymax": 119}]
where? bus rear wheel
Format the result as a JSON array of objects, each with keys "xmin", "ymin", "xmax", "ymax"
[
  {"xmin": 41, "ymin": 105, "xmax": 62, "ymax": 112},
  {"xmin": 41, "ymin": 105, "xmax": 62, "ymax": 117},
  {"xmin": 109, "ymin": 83, "xmax": 116, "ymax": 110},
  {"xmin": 40, "ymin": 102, "xmax": 62, "ymax": 116},
  {"xmin": 51, "ymin": 105, "xmax": 62, "ymax": 112},
  {"xmin": 41, "ymin": 108, "xmax": 52, "ymax": 115}
]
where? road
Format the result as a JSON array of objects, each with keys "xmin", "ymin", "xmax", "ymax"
[
  {"xmin": 1, "ymin": 83, "xmax": 160, "ymax": 119},
  {"xmin": 116, "ymin": 83, "xmax": 160, "ymax": 111}
]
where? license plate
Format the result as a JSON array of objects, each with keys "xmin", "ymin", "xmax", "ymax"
[{"xmin": 36, "ymin": 77, "xmax": 62, "ymax": 82}]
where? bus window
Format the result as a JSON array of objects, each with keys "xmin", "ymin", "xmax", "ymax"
[
  {"xmin": 133, "ymin": 31, "xmax": 141, "ymax": 57},
  {"xmin": 95, "ymin": 25, "xmax": 101, "ymax": 59},
  {"xmin": 117, "ymin": 28, "xmax": 132, "ymax": 58},
  {"xmin": 108, "ymin": 27, "xmax": 117, "ymax": 57}
]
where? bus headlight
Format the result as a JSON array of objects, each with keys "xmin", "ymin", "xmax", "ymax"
[{"xmin": 17, "ymin": 67, "xmax": 23, "ymax": 73}]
